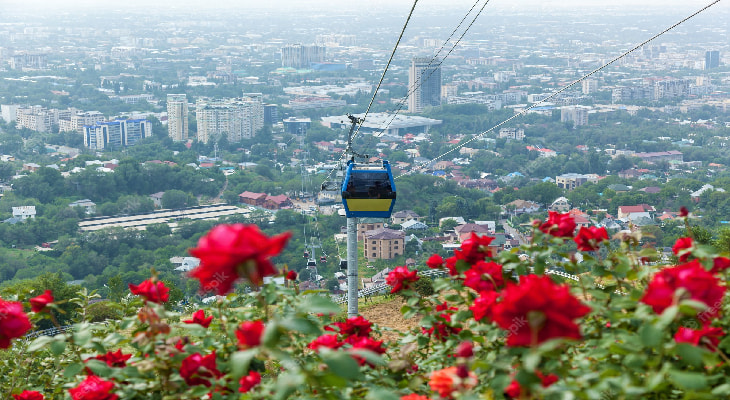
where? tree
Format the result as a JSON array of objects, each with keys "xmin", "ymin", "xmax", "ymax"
[{"xmin": 162, "ymin": 190, "xmax": 192, "ymax": 209}]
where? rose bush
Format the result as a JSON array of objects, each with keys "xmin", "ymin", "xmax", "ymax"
[{"xmin": 1, "ymin": 212, "xmax": 730, "ymax": 399}]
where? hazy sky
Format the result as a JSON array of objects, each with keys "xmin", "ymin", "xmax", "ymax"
[{"xmin": 3, "ymin": 0, "xmax": 727, "ymax": 13}]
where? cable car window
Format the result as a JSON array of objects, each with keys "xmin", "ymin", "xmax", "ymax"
[{"xmin": 343, "ymin": 172, "xmax": 394, "ymax": 199}]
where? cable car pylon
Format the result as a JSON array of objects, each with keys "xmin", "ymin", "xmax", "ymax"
[{"xmin": 324, "ymin": 115, "xmax": 397, "ymax": 317}]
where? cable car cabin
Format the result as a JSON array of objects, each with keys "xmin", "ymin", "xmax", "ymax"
[
  {"xmin": 320, "ymin": 256, "xmax": 327, "ymax": 262},
  {"xmin": 340, "ymin": 160, "xmax": 396, "ymax": 218},
  {"xmin": 303, "ymin": 252, "xmax": 309, "ymax": 258},
  {"xmin": 307, "ymin": 258, "xmax": 317, "ymax": 267}
]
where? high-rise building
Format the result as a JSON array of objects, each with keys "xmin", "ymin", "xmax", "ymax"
[
  {"xmin": 705, "ymin": 50, "xmax": 720, "ymax": 70},
  {"xmin": 195, "ymin": 96, "xmax": 263, "ymax": 144},
  {"xmin": 280, "ymin": 44, "xmax": 326, "ymax": 69},
  {"xmin": 83, "ymin": 119, "xmax": 151, "ymax": 150},
  {"xmin": 264, "ymin": 104, "xmax": 279, "ymax": 125},
  {"xmin": 408, "ymin": 57, "xmax": 442, "ymax": 113},
  {"xmin": 561, "ymin": 106, "xmax": 588, "ymax": 127},
  {"xmin": 167, "ymin": 94, "xmax": 189, "ymax": 141}
]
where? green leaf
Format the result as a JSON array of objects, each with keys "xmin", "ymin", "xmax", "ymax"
[
  {"xmin": 50, "ymin": 340, "xmax": 66, "ymax": 356},
  {"xmin": 272, "ymin": 372, "xmax": 304, "ymax": 400},
  {"xmin": 523, "ymin": 352, "xmax": 541, "ymax": 372},
  {"xmin": 674, "ymin": 343, "xmax": 704, "ymax": 367},
  {"xmin": 230, "ymin": 350, "xmax": 257, "ymax": 379},
  {"xmin": 349, "ymin": 349, "xmax": 386, "ymax": 367},
  {"xmin": 712, "ymin": 384, "xmax": 730, "ymax": 396},
  {"xmin": 27, "ymin": 336, "xmax": 54, "ymax": 353},
  {"xmin": 321, "ymin": 350, "xmax": 363, "ymax": 380},
  {"xmin": 668, "ymin": 370, "xmax": 707, "ymax": 390},
  {"xmin": 638, "ymin": 323, "xmax": 662, "ymax": 348},
  {"xmin": 262, "ymin": 321, "xmax": 280, "ymax": 347},
  {"xmin": 657, "ymin": 305, "xmax": 678, "ymax": 328},
  {"xmin": 63, "ymin": 362, "xmax": 84, "ymax": 379},
  {"xmin": 300, "ymin": 295, "xmax": 340, "ymax": 314},
  {"xmin": 73, "ymin": 326, "xmax": 92, "ymax": 347},
  {"xmin": 279, "ymin": 317, "xmax": 319, "ymax": 335},
  {"xmin": 85, "ymin": 359, "xmax": 112, "ymax": 377},
  {"xmin": 366, "ymin": 388, "xmax": 400, "ymax": 400}
]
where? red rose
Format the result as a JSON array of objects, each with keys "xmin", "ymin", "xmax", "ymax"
[
  {"xmin": 239, "ymin": 370, "xmax": 261, "ymax": 393},
  {"xmin": 711, "ymin": 257, "xmax": 730, "ymax": 274},
  {"xmin": 308, "ymin": 334, "xmax": 343, "ymax": 351},
  {"xmin": 69, "ymin": 375, "xmax": 118, "ymax": 400},
  {"xmin": 455, "ymin": 341, "xmax": 473, "ymax": 358},
  {"xmin": 29, "ymin": 290, "xmax": 54, "ymax": 313},
  {"xmin": 401, "ymin": 394, "xmax": 431, "ymax": 400},
  {"xmin": 326, "ymin": 316, "xmax": 372, "ymax": 337},
  {"xmin": 128, "ymin": 279, "xmax": 169, "ymax": 304},
  {"xmin": 428, "ymin": 366, "xmax": 477, "ymax": 399},
  {"xmin": 470, "ymin": 290, "xmax": 499, "ymax": 321},
  {"xmin": 463, "ymin": 261, "xmax": 504, "ymax": 293},
  {"xmin": 426, "ymin": 254, "xmax": 445, "ymax": 269},
  {"xmin": 13, "ymin": 391, "xmax": 44, "ymax": 400},
  {"xmin": 0, "ymin": 298, "xmax": 32, "ymax": 349},
  {"xmin": 573, "ymin": 226, "xmax": 608, "ymax": 252},
  {"xmin": 679, "ymin": 206, "xmax": 689, "ymax": 217},
  {"xmin": 672, "ymin": 237, "xmax": 694, "ymax": 262},
  {"xmin": 504, "ymin": 371, "xmax": 558, "ymax": 398},
  {"xmin": 386, "ymin": 266, "xmax": 419, "ymax": 294},
  {"xmin": 179, "ymin": 352, "xmax": 222, "ymax": 387},
  {"xmin": 491, "ymin": 275, "xmax": 591, "ymax": 347},
  {"xmin": 93, "ymin": 349, "xmax": 132, "ymax": 368},
  {"xmin": 445, "ymin": 256, "xmax": 458, "ymax": 276},
  {"xmin": 183, "ymin": 309, "xmax": 213, "ymax": 328},
  {"xmin": 455, "ymin": 233, "xmax": 494, "ymax": 264},
  {"xmin": 236, "ymin": 320, "xmax": 264, "ymax": 349},
  {"xmin": 286, "ymin": 270, "xmax": 298, "ymax": 280},
  {"xmin": 674, "ymin": 325, "xmax": 724, "ymax": 351},
  {"xmin": 189, "ymin": 224, "xmax": 291, "ymax": 294},
  {"xmin": 640, "ymin": 260, "xmax": 725, "ymax": 318},
  {"xmin": 347, "ymin": 336, "xmax": 386, "ymax": 366},
  {"xmin": 538, "ymin": 211, "xmax": 576, "ymax": 238},
  {"xmin": 423, "ymin": 303, "xmax": 461, "ymax": 342}
]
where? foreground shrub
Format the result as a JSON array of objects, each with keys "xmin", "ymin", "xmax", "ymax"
[{"xmin": 1, "ymin": 215, "xmax": 730, "ymax": 399}]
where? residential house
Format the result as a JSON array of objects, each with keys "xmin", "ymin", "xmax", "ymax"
[
  {"xmin": 363, "ymin": 228, "xmax": 405, "ymax": 261},
  {"xmin": 239, "ymin": 191, "xmax": 268, "ymax": 207},
  {"xmin": 454, "ymin": 223, "xmax": 493, "ymax": 242},
  {"xmin": 12, "ymin": 206, "xmax": 36, "ymax": 220},
  {"xmin": 439, "ymin": 216, "xmax": 466, "ymax": 228},
  {"xmin": 555, "ymin": 173, "xmax": 599, "ymax": 190},
  {"xmin": 357, "ymin": 219, "xmax": 385, "ymax": 241},
  {"xmin": 573, "ymin": 214, "xmax": 592, "ymax": 229},
  {"xmin": 263, "ymin": 194, "xmax": 293, "ymax": 210},
  {"xmin": 23, "ymin": 163, "xmax": 41, "ymax": 172},
  {"xmin": 170, "ymin": 256, "xmax": 201, "ymax": 272},
  {"xmin": 69, "ymin": 199, "xmax": 97, "ymax": 215},
  {"xmin": 401, "ymin": 220, "xmax": 429, "ymax": 231},
  {"xmin": 690, "ymin": 184, "xmax": 726, "ymax": 203},
  {"xmin": 505, "ymin": 199, "xmax": 541, "ymax": 215},
  {"xmin": 617, "ymin": 204, "xmax": 656, "ymax": 221},
  {"xmin": 150, "ymin": 192, "xmax": 164, "ymax": 208},
  {"xmin": 391, "ymin": 210, "xmax": 421, "ymax": 225},
  {"xmin": 549, "ymin": 197, "xmax": 570, "ymax": 212}
]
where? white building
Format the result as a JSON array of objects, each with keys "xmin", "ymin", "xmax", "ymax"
[
  {"xmin": 12, "ymin": 206, "xmax": 36, "ymax": 220},
  {"xmin": 83, "ymin": 119, "xmax": 151, "ymax": 150},
  {"xmin": 167, "ymin": 94, "xmax": 189, "ymax": 142},
  {"xmin": 196, "ymin": 96, "xmax": 263, "ymax": 143}
]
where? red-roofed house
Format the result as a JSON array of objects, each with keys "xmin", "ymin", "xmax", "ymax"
[
  {"xmin": 239, "ymin": 191, "xmax": 267, "ymax": 207},
  {"xmin": 264, "ymin": 194, "xmax": 293, "ymax": 210},
  {"xmin": 617, "ymin": 204, "xmax": 655, "ymax": 221}
]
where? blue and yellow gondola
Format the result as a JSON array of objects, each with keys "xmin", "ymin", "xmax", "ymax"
[{"xmin": 340, "ymin": 160, "xmax": 396, "ymax": 218}]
